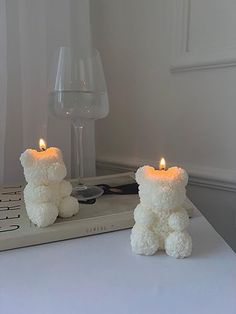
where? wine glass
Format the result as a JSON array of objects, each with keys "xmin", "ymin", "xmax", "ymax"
[{"xmin": 49, "ymin": 47, "xmax": 109, "ymax": 201}]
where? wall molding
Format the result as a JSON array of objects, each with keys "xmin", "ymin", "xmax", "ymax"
[
  {"xmin": 97, "ymin": 159, "xmax": 236, "ymax": 193},
  {"xmin": 170, "ymin": 0, "xmax": 236, "ymax": 73},
  {"xmin": 170, "ymin": 54, "xmax": 236, "ymax": 73}
]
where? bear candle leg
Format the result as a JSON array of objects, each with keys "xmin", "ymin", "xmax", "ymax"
[
  {"xmin": 59, "ymin": 196, "xmax": 79, "ymax": 218},
  {"xmin": 26, "ymin": 202, "xmax": 58, "ymax": 228},
  {"xmin": 130, "ymin": 224, "xmax": 159, "ymax": 255},
  {"xmin": 165, "ymin": 231, "xmax": 192, "ymax": 258}
]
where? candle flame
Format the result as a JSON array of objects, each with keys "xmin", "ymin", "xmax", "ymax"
[
  {"xmin": 159, "ymin": 158, "xmax": 166, "ymax": 171},
  {"xmin": 39, "ymin": 138, "xmax": 46, "ymax": 151}
]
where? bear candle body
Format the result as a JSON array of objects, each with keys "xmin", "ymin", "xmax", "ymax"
[
  {"xmin": 20, "ymin": 140, "xmax": 79, "ymax": 227},
  {"xmin": 130, "ymin": 164, "xmax": 192, "ymax": 258}
]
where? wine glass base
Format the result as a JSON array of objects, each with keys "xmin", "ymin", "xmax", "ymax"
[{"xmin": 72, "ymin": 185, "xmax": 104, "ymax": 201}]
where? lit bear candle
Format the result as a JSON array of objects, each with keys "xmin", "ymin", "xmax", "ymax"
[
  {"xmin": 131, "ymin": 158, "xmax": 192, "ymax": 258},
  {"xmin": 20, "ymin": 139, "xmax": 79, "ymax": 227}
]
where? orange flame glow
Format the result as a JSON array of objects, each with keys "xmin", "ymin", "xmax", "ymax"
[
  {"xmin": 159, "ymin": 158, "xmax": 166, "ymax": 171},
  {"xmin": 39, "ymin": 138, "xmax": 47, "ymax": 151}
]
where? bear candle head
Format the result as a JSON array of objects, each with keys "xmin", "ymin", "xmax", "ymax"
[
  {"xmin": 135, "ymin": 165, "xmax": 188, "ymax": 212},
  {"xmin": 20, "ymin": 147, "xmax": 67, "ymax": 186}
]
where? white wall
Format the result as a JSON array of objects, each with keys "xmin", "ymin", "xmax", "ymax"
[{"xmin": 91, "ymin": 0, "xmax": 236, "ymax": 183}]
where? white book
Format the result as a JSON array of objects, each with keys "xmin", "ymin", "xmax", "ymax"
[{"xmin": 0, "ymin": 172, "xmax": 196, "ymax": 251}]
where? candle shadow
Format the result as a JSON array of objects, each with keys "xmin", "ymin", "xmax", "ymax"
[{"xmin": 188, "ymin": 224, "xmax": 229, "ymax": 259}]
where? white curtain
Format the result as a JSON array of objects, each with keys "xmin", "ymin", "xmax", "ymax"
[
  {"xmin": 0, "ymin": 0, "xmax": 77, "ymax": 184},
  {"xmin": 0, "ymin": 0, "xmax": 7, "ymax": 184}
]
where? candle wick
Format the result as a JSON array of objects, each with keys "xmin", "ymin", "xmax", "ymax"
[{"xmin": 41, "ymin": 148, "xmax": 46, "ymax": 151}]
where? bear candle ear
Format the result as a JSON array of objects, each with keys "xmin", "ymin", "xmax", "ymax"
[
  {"xmin": 47, "ymin": 147, "xmax": 63, "ymax": 162},
  {"xmin": 54, "ymin": 148, "xmax": 63, "ymax": 161},
  {"xmin": 178, "ymin": 168, "xmax": 188, "ymax": 186},
  {"xmin": 135, "ymin": 167, "xmax": 145, "ymax": 185},
  {"xmin": 135, "ymin": 166, "xmax": 152, "ymax": 184},
  {"xmin": 20, "ymin": 149, "xmax": 36, "ymax": 168}
]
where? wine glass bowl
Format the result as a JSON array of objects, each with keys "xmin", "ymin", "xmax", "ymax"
[
  {"xmin": 49, "ymin": 90, "xmax": 109, "ymax": 122},
  {"xmin": 49, "ymin": 47, "xmax": 109, "ymax": 121}
]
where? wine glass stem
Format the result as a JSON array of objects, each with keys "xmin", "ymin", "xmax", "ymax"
[{"xmin": 73, "ymin": 121, "xmax": 84, "ymax": 183}]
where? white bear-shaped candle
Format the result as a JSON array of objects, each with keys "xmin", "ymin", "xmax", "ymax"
[
  {"xmin": 131, "ymin": 159, "xmax": 192, "ymax": 258},
  {"xmin": 20, "ymin": 139, "xmax": 79, "ymax": 227}
]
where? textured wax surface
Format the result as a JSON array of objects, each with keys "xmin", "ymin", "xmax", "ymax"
[
  {"xmin": 136, "ymin": 166, "xmax": 188, "ymax": 210},
  {"xmin": 131, "ymin": 165, "xmax": 192, "ymax": 258},
  {"xmin": 20, "ymin": 148, "xmax": 79, "ymax": 227}
]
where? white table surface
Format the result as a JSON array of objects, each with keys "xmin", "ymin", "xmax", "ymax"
[{"xmin": 0, "ymin": 213, "xmax": 236, "ymax": 314}]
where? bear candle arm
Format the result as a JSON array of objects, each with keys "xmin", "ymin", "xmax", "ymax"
[
  {"xmin": 24, "ymin": 184, "xmax": 55, "ymax": 203},
  {"xmin": 168, "ymin": 209, "xmax": 189, "ymax": 232},
  {"xmin": 60, "ymin": 180, "xmax": 73, "ymax": 198}
]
